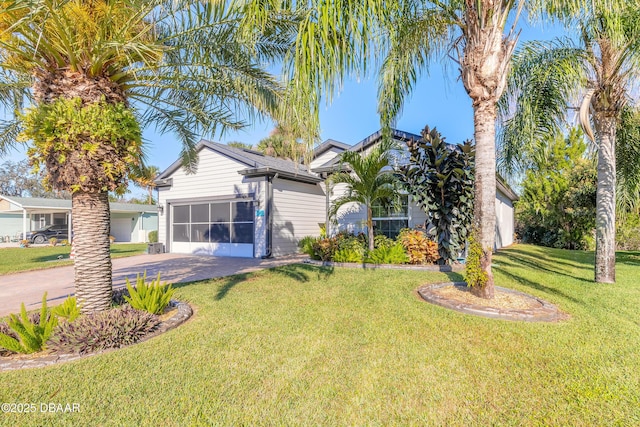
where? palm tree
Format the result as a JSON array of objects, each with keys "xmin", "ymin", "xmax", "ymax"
[
  {"xmin": 256, "ymin": 126, "xmax": 305, "ymax": 161},
  {"xmin": 0, "ymin": 0, "xmax": 291, "ymax": 312},
  {"xmin": 328, "ymin": 139, "xmax": 399, "ymax": 251},
  {"xmin": 499, "ymin": 3, "xmax": 640, "ymax": 283},
  {"xmin": 244, "ymin": 0, "xmax": 586, "ymax": 298},
  {"xmin": 130, "ymin": 165, "xmax": 160, "ymax": 205}
]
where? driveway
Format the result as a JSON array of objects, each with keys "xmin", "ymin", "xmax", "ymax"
[{"xmin": 0, "ymin": 253, "xmax": 307, "ymax": 317}]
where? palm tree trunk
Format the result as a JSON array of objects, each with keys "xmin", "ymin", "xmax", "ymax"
[
  {"xmin": 471, "ymin": 99, "xmax": 497, "ymax": 299},
  {"xmin": 72, "ymin": 191, "xmax": 113, "ymax": 313},
  {"xmin": 594, "ymin": 115, "xmax": 617, "ymax": 283},
  {"xmin": 367, "ymin": 206, "xmax": 374, "ymax": 251}
]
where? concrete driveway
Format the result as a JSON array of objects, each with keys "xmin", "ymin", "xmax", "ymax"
[{"xmin": 0, "ymin": 253, "xmax": 306, "ymax": 317}]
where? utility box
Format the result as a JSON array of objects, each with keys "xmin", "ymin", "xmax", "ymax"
[{"xmin": 147, "ymin": 242, "xmax": 164, "ymax": 254}]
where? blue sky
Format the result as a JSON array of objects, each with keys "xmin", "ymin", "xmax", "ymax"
[{"xmin": 4, "ymin": 19, "xmax": 567, "ymax": 178}]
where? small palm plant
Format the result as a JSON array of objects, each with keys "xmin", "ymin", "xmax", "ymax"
[{"xmin": 328, "ymin": 138, "xmax": 400, "ymax": 251}]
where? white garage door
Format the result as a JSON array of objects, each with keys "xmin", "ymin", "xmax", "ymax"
[
  {"xmin": 171, "ymin": 201, "xmax": 254, "ymax": 257},
  {"xmin": 111, "ymin": 218, "xmax": 132, "ymax": 242}
]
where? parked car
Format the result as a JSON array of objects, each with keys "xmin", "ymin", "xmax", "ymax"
[{"xmin": 24, "ymin": 224, "xmax": 69, "ymax": 244}]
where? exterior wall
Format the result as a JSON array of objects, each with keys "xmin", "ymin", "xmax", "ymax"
[
  {"xmin": 495, "ymin": 188, "xmax": 515, "ymax": 249},
  {"xmin": 310, "ymin": 147, "xmax": 344, "ymax": 169},
  {"xmin": 271, "ymin": 178, "xmax": 326, "ymax": 256},
  {"xmin": 157, "ymin": 148, "xmax": 265, "ymax": 257}
]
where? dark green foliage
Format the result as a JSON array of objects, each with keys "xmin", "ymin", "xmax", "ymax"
[
  {"xmin": 311, "ymin": 232, "xmax": 366, "ymax": 261},
  {"xmin": 148, "ymin": 230, "xmax": 158, "ymax": 243},
  {"xmin": 464, "ymin": 232, "xmax": 488, "ymax": 289},
  {"xmin": 516, "ymin": 130, "xmax": 597, "ymax": 250},
  {"xmin": 401, "ymin": 126, "xmax": 475, "ymax": 264},
  {"xmin": 365, "ymin": 243, "xmax": 409, "ymax": 264},
  {"xmin": 124, "ymin": 272, "xmax": 175, "ymax": 315},
  {"xmin": 47, "ymin": 306, "xmax": 159, "ymax": 354},
  {"xmin": 52, "ymin": 296, "xmax": 80, "ymax": 322},
  {"xmin": 0, "ymin": 293, "xmax": 57, "ymax": 354},
  {"xmin": 311, "ymin": 237, "xmax": 339, "ymax": 261}
]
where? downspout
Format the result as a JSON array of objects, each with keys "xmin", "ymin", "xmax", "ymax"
[
  {"xmin": 262, "ymin": 173, "xmax": 279, "ymax": 259},
  {"xmin": 325, "ymin": 174, "xmax": 330, "ymax": 237}
]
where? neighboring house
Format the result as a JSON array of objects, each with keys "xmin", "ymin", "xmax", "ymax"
[
  {"xmin": 155, "ymin": 130, "xmax": 518, "ymax": 258},
  {"xmin": 0, "ymin": 195, "xmax": 158, "ymax": 243}
]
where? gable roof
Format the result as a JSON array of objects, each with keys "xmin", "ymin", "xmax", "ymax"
[
  {"xmin": 310, "ymin": 139, "xmax": 350, "ymax": 159},
  {"xmin": 311, "ymin": 128, "xmax": 422, "ymax": 173},
  {"xmin": 156, "ymin": 139, "xmax": 322, "ymax": 185},
  {"xmin": 0, "ymin": 195, "xmax": 157, "ymax": 213}
]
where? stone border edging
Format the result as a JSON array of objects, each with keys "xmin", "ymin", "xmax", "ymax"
[
  {"xmin": 303, "ymin": 258, "xmax": 464, "ymax": 272},
  {"xmin": 0, "ymin": 300, "xmax": 193, "ymax": 372},
  {"xmin": 417, "ymin": 282, "xmax": 567, "ymax": 322}
]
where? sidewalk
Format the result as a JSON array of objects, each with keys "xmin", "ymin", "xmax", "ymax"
[{"xmin": 0, "ymin": 253, "xmax": 307, "ymax": 317}]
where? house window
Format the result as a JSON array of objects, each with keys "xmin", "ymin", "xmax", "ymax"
[
  {"xmin": 372, "ymin": 196, "xmax": 409, "ymax": 239},
  {"xmin": 172, "ymin": 201, "xmax": 254, "ymax": 244}
]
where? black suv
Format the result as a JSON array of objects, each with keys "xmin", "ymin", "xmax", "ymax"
[{"xmin": 25, "ymin": 224, "xmax": 69, "ymax": 244}]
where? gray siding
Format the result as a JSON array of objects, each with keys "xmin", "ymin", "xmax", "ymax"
[
  {"xmin": 272, "ymin": 178, "xmax": 326, "ymax": 256},
  {"xmin": 157, "ymin": 148, "xmax": 265, "ymax": 256},
  {"xmin": 310, "ymin": 147, "xmax": 344, "ymax": 169}
]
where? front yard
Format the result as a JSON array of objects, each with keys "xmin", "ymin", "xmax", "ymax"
[
  {"xmin": 0, "ymin": 245, "xmax": 639, "ymax": 425},
  {"xmin": 0, "ymin": 243, "xmax": 148, "ymax": 275}
]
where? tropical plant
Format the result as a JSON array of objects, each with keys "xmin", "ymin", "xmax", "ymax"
[
  {"xmin": 298, "ymin": 235, "xmax": 319, "ymax": 258},
  {"xmin": 124, "ymin": 272, "xmax": 175, "ymax": 315},
  {"xmin": 398, "ymin": 228, "xmax": 439, "ymax": 265},
  {"xmin": 0, "ymin": 1, "xmax": 290, "ymax": 313},
  {"xmin": 52, "ymin": 296, "xmax": 81, "ymax": 323},
  {"xmin": 500, "ymin": 2, "xmax": 640, "ymax": 283},
  {"xmin": 333, "ymin": 248, "xmax": 364, "ymax": 263},
  {"xmin": 328, "ymin": 138, "xmax": 400, "ymax": 251},
  {"xmin": 365, "ymin": 243, "xmax": 409, "ymax": 264},
  {"xmin": 226, "ymin": 141, "xmax": 254, "ymax": 150},
  {"xmin": 256, "ymin": 126, "xmax": 306, "ymax": 161},
  {"xmin": 402, "ymin": 126, "xmax": 475, "ymax": 264},
  {"xmin": 47, "ymin": 306, "xmax": 159, "ymax": 355},
  {"xmin": 464, "ymin": 231, "xmax": 489, "ymax": 292},
  {"xmin": 130, "ymin": 164, "xmax": 160, "ymax": 205},
  {"xmin": 0, "ymin": 293, "xmax": 57, "ymax": 354}
]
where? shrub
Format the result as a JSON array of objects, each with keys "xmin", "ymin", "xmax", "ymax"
[
  {"xmin": 124, "ymin": 272, "xmax": 175, "ymax": 315},
  {"xmin": 47, "ymin": 306, "xmax": 160, "ymax": 354},
  {"xmin": 333, "ymin": 248, "xmax": 364, "ymax": 263},
  {"xmin": 0, "ymin": 293, "xmax": 57, "ymax": 354},
  {"xmin": 365, "ymin": 243, "xmax": 409, "ymax": 264},
  {"xmin": 52, "ymin": 296, "xmax": 80, "ymax": 322},
  {"xmin": 311, "ymin": 237, "xmax": 339, "ymax": 261},
  {"xmin": 20, "ymin": 239, "xmax": 30, "ymax": 247},
  {"xmin": 298, "ymin": 236, "xmax": 319, "ymax": 258},
  {"xmin": 464, "ymin": 232, "xmax": 488, "ymax": 289},
  {"xmin": 374, "ymin": 234, "xmax": 395, "ymax": 250},
  {"xmin": 617, "ymin": 212, "xmax": 640, "ymax": 250},
  {"xmin": 49, "ymin": 237, "xmax": 58, "ymax": 246},
  {"xmin": 60, "ymin": 239, "xmax": 69, "ymax": 246},
  {"xmin": 398, "ymin": 229, "xmax": 438, "ymax": 264},
  {"xmin": 148, "ymin": 230, "xmax": 158, "ymax": 243}
]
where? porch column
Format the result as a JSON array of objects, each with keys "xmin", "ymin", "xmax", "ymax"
[
  {"xmin": 22, "ymin": 209, "xmax": 27, "ymax": 240},
  {"xmin": 68, "ymin": 211, "xmax": 73, "ymax": 243}
]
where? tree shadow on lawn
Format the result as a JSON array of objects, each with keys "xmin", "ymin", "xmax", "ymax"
[
  {"xmin": 170, "ymin": 264, "xmax": 335, "ymax": 301},
  {"xmin": 497, "ymin": 250, "xmax": 593, "ymax": 285},
  {"xmin": 617, "ymin": 251, "xmax": 640, "ymax": 266},
  {"xmin": 492, "ymin": 264, "xmax": 584, "ymax": 305},
  {"xmin": 500, "ymin": 247, "xmax": 594, "ymax": 272}
]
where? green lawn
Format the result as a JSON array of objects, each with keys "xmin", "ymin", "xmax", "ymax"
[
  {"xmin": 1, "ymin": 244, "xmax": 639, "ymax": 425},
  {"xmin": 0, "ymin": 243, "xmax": 148, "ymax": 275}
]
